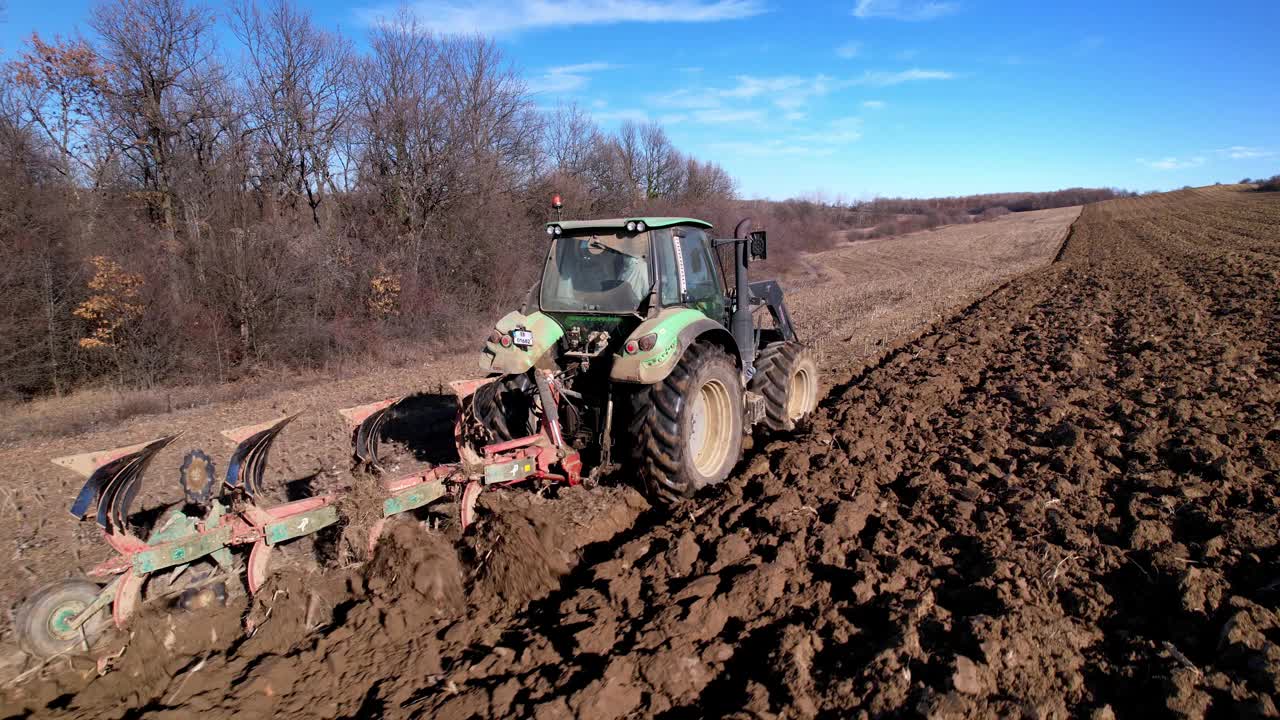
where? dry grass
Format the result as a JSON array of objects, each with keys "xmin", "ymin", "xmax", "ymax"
[
  {"xmin": 783, "ymin": 206, "xmax": 1081, "ymax": 380},
  {"xmin": 0, "ymin": 376, "xmax": 315, "ymax": 446}
]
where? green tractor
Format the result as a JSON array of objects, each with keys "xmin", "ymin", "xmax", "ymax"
[{"xmin": 465, "ymin": 214, "xmax": 819, "ymax": 503}]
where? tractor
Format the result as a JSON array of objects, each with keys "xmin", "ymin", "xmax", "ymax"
[
  {"xmin": 13, "ymin": 214, "xmax": 817, "ymax": 660},
  {"xmin": 454, "ymin": 214, "xmax": 819, "ymax": 503}
]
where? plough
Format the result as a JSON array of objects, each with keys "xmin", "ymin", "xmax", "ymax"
[{"xmin": 16, "ymin": 376, "xmax": 583, "ymax": 660}]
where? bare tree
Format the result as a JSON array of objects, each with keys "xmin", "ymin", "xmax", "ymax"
[
  {"xmin": 90, "ymin": 0, "xmax": 221, "ymax": 234},
  {"xmin": 437, "ymin": 36, "xmax": 541, "ymax": 198},
  {"xmin": 0, "ymin": 83, "xmax": 82, "ymax": 396},
  {"xmin": 684, "ymin": 156, "xmax": 735, "ymax": 201},
  {"xmin": 638, "ymin": 122, "xmax": 680, "ymax": 198},
  {"xmin": 230, "ymin": 0, "xmax": 354, "ymax": 226},
  {"xmin": 545, "ymin": 102, "xmax": 599, "ymax": 175},
  {"xmin": 356, "ymin": 10, "xmax": 447, "ymax": 231},
  {"xmin": 5, "ymin": 34, "xmax": 108, "ymax": 184}
]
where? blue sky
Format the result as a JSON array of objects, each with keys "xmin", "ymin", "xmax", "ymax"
[{"xmin": 3, "ymin": 0, "xmax": 1279, "ymax": 199}]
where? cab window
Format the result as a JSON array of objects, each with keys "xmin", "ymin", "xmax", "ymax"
[
  {"xmin": 654, "ymin": 229, "xmax": 680, "ymax": 306},
  {"xmin": 676, "ymin": 229, "xmax": 721, "ymax": 302}
]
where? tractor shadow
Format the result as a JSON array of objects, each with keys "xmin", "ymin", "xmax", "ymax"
[{"xmin": 380, "ymin": 392, "xmax": 460, "ymax": 466}]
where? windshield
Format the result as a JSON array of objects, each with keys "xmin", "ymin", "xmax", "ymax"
[{"xmin": 540, "ymin": 232, "xmax": 652, "ymax": 313}]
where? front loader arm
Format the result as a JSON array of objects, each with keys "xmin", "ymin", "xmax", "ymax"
[{"xmin": 749, "ymin": 280, "xmax": 797, "ymax": 342}]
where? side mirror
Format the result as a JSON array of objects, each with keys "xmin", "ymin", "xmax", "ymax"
[{"xmin": 748, "ymin": 230, "xmax": 767, "ymax": 261}]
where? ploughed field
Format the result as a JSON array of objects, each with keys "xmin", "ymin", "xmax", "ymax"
[
  {"xmin": 0, "ymin": 204, "xmax": 1075, "ymax": 663},
  {"xmin": 8, "ymin": 187, "xmax": 1280, "ymax": 718}
]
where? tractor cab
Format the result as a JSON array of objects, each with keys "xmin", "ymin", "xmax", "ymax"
[{"xmin": 539, "ymin": 217, "xmax": 724, "ymax": 322}]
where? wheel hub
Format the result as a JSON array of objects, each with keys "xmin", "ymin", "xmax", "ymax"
[
  {"xmin": 787, "ymin": 365, "xmax": 815, "ymax": 421},
  {"xmin": 48, "ymin": 602, "xmax": 87, "ymax": 640},
  {"xmin": 689, "ymin": 378, "xmax": 733, "ymax": 476}
]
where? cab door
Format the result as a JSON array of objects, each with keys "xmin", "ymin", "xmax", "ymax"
[{"xmin": 654, "ymin": 226, "xmax": 728, "ymax": 324}]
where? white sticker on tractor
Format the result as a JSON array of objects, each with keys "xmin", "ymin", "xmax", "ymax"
[{"xmin": 672, "ymin": 237, "xmax": 688, "ymax": 295}]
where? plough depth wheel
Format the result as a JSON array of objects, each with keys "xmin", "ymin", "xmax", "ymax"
[{"xmin": 15, "ymin": 579, "xmax": 109, "ymax": 658}]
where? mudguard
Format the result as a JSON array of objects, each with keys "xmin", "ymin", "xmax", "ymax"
[
  {"xmin": 479, "ymin": 311, "xmax": 564, "ymax": 375},
  {"xmin": 610, "ymin": 307, "xmax": 739, "ymax": 384}
]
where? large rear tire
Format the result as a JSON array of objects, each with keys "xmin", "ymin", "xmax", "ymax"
[
  {"xmin": 630, "ymin": 344, "xmax": 744, "ymax": 504},
  {"xmin": 750, "ymin": 341, "xmax": 819, "ymax": 431}
]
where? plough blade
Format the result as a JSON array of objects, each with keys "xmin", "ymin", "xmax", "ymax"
[
  {"xmin": 338, "ymin": 397, "xmax": 402, "ymax": 470},
  {"xmin": 222, "ymin": 415, "xmax": 298, "ymax": 499},
  {"xmin": 61, "ymin": 434, "xmax": 180, "ymax": 533}
]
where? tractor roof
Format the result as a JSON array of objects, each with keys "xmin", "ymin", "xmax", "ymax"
[{"xmin": 547, "ymin": 217, "xmax": 713, "ymax": 232}]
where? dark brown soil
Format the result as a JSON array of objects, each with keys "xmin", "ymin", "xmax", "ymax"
[{"xmin": 4, "ymin": 187, "xmax": 1279, "ymax": 718}]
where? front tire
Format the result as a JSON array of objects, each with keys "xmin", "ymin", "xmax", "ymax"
[
  {"xmin": 750, "ymin": 341, "xmax": 819, "ymax": 431},
  {"xmin": 630, "ymin": 344, "xmax": 744, "ymax": 503}
]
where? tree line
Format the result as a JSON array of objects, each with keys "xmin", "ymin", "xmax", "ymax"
[
  {"xmin": 0, "ymin": 0, "xmax": 1126, "ymax": 401},
  {"xmin": 0, "ymin": 0, "xmax": 735, "ymax": 399}
]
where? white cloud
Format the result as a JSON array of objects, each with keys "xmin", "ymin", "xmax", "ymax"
[
  {"xmin": 653, "ymin": 74, "xmax": 836, "ymax": 118},
  {"xmin": 527, "ymin": 62, "xmax": 617, "ymax": 93},
  {"xmin": 1138, "ymin": 157, "xmax": 1205, "ymax": 171},
  {"xmin": 693, "ymin": 108, "xmax": 765, "ymax": 124},
  {"xmin": 853, "ymin": 0, "xmax": 959, "ymax": 21},
  {"xmin": 1217, "ymin": 146, "xmax": 1275, "ymax": 160},
  {"xmin": 709, "ymin": 118, "xmax": 863, "ymax": 161},
  {"xmin": 797, "ymin": 117, "xmax": 864, "ymax": 144},
  {"xmin": 652, "ymin": 88, "xmax": 723, "ymax": 109},
  {"xmin": 852, "ymin": 69, "xmax": 955, "ymax": 86},
  {"xmin": 722, "ymin": 74, "xmax": 835, "ymax": 111},
  {"xmin": 593, "ymin": 109, "xmax": 651, "ymax": 124},
  {"xmin": 708, "ymin": 140, "xmax": 837, "ymax": 158},
  {"xmin": 359, "ymin": 0, "xmax": 767, "ymax": 34},
  {"xmin": 652, "ymin": 68, "xmax": 948, "ymax": 124},
  {"xmin": 835, "ymin": 41, "xmax": 862, "ymax": 59}
]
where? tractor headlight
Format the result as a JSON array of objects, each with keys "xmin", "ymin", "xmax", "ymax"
[
  {"xmin": 546, "ymin": 225, "xmax": 555, "ymax": 236},
  {"xmin": 635, "ymin": 221, "xmax": 647, "ymax": 232},
  {"xmin": 554, "ymin": 225, "xmax": 562, "ymax": 235},
  {"xmin": 626, "ymin": 221, "xmax": 637, "ymax": 232}
]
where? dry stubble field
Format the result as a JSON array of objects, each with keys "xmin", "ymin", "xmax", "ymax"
[{"xmin": 10, "ymin": 190, "xmax": 1276, "ymax": 718}]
